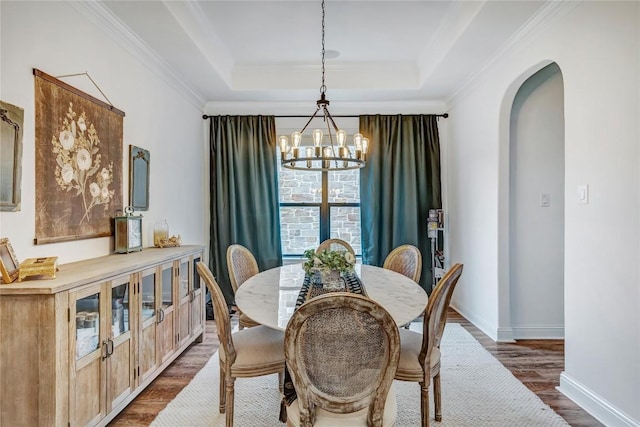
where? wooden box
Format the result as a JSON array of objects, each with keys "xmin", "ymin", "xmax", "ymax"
[{"xmin": 18, "ymin": 256, "xmax": 58, "ymax": 281}]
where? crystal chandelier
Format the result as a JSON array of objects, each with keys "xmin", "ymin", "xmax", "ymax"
[{"xmin": 279, "ymin": 0, "xmax": 368, "ymax": 171}]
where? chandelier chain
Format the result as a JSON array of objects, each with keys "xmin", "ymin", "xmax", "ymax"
[
  {"xmin": 279, "ymin": 0, "xmax": 368, "ymax": 171},
  {"xmin": 320, "ymin": 0, "xmax": 326, "ymax": 95}
]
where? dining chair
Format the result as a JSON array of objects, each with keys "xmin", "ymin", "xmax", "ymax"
[
  {"xmin": 383, "ymin": 244, "xmax": 422, "ymax": 283},
  {"xmin": 394, "ymin": 263, "xmax": 463, "ymax": 427},
  {"xmin": 226, "ymin": 244, "xmax": 261, "ymax": 329},
  {"xmin": 196, "ymin": 262, "xmax": 285, "ymax": 427},
  {"xmin": 316, "ymin": 238, "xmax": 356, "ymax": 257},
  {"xmin": 285, "ymin": 292, "xmax": 400, "ymax": 427}
]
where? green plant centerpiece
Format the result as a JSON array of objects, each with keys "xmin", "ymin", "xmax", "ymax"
[{"xmin": 303, "ymin": 248, "xmax": 356, "ymax": 279}]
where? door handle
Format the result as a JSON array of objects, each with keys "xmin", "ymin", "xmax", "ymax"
[{"xmin": 102, "ymin": 340, "xmax": 109, "ymax": 360}]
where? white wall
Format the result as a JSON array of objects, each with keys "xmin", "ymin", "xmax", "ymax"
[
  {"xmin": 0, "ymin": 1, "xmax": 206, "ymax": 264},
  {"xmin": 447, "ymin": 2, "xmax": 639, "ymax": 425},
  {"xmin": 509, "ymin": 63, "xmax": 564, "ymax": 339}
]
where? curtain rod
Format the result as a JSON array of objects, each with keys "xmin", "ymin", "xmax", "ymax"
[{"xmin": 202, "ymin": 113, "xmax": 448, "ymax": 119}]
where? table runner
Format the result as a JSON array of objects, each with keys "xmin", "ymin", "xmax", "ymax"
[
  {"xmin": 295, "ymin": 271, "xmax": 368, "ymax": 310},
  {"xmin": 280, "ymin": 271, "xmax": 367, "ymax": 422}
]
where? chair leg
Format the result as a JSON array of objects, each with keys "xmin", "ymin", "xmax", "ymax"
[
  {"xmin": 420, "ymin": 382, "xmax": 430, "ymax": 427},
  {"xmin": 278, "ymin": 370, "xmax": 284, "ymax": 393},
  {"xmin": 225, "ymin": 378, "xmax": 235, "ymax": 427},
  {"xmin": 433, "ymin": 373, "xmax": 442, "ymax": 422},
  {"xmin": 219, "ymin": 366, "xmax": 226, "ymax": 413}
]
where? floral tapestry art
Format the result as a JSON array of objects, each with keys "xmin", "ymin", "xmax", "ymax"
[
  {"xmin": 34, "ymin": 69, "xmax": 124, "ymax": 244},
  {"xmin": 53, "ymin": 103, "xmax": 115, "ymax": 224}
]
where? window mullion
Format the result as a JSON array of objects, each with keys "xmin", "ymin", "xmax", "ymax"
[{"xmin": 320, "ymin": 170, "xmax": 329, "ymax": 242}]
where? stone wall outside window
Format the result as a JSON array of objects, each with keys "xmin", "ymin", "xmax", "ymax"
[{"xmin": 278, "ymin": 163, "xmax": 361, "ymax": 256}]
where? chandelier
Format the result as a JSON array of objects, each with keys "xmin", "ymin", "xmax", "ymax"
[{"xmin": 279, "ymin": 0, "xmax": 368, "ymax": 171}]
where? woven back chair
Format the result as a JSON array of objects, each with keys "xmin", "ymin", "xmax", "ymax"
[
  {"xmin": 394, "ymin": 263, "xmax": 463, "ymax": 427},
  {"xmin": 383, "ymin": 244, "xmax": 423, "ymax": 283},
  {"xmin": 226, "ymin": 244, "xmax": 261, "ymax": 329},
  {"xmin": 197, "ymin": 262, "xmax": 285, "ymax": 427},
  {"xmin": 285, "ymin": 293, "xmax": 400, "ymax": 427},
  {"xmin": 316, "ymin": 238, "xmax": 356, "ymax": 257}
]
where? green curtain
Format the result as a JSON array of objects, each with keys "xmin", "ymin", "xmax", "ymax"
[
  {"xmin": 208, "ymin": 115, "xmax": 282, "ymax": 304},
  {"xmin": 359, "ymin": 114, "xmax": 442, "ymax": 291}
]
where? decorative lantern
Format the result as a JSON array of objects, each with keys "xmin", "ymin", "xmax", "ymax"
[{"xmin": 114, "ymin": 206, "xmax": 143, "ymax": 254}]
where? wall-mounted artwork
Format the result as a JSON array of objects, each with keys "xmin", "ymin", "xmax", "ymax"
[
  {"xmin": 129, "ymin": 145, "xmax": 150, "ymax": 211},
  {"xmin": 34, "ymin": 69, "xmax": 125, "ymax": 244},
  {"xmin": 0, "ymin": 101, "xmax": 24, "ymax": 211}
]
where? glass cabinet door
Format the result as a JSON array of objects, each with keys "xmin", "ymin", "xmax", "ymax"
[
  {"xmin": 141, "ymin": 271, "xmax": 156, "ymax": 321},
  {"xmin": 161, "ymin": 264, "xmax": 173, "ymax": 309},
  {"xmin": 69, "ymin": 284, "xmax": 106, "ymax": 426},
  {"xmin": 139, "ymin": 267, "xmax": 159, "ymax": 382},
  {"xmin": 111, "ymin": 282, "xmax": 129, "ymax": 338},
  {"xmin": 191, "ymin": 256, "xmax": 204, "ymax": 340},
  {"xmin": 106, "ymin": 276, "xmax": 134, "ymax": 412},
  {"xmin": 178, "ymin": 258, "xmax": 191, "ymax": 347},
  {"xmin": 158, "ymin": 262, "xmax": 176, "ymax": 364},
  {"xmin": 179, "ymin": 259, "xmax": 189, "ymax": 299},
  {"xmin": 76, "ymin": 292, "xmax": 100, "ymax": 360}
]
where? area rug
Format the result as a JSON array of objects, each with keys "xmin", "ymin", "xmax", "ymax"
[{"xmin": 151, "ymin": 323, "xmax": 569, "ymax": 426}]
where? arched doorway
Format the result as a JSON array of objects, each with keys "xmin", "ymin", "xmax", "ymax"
[{"xmin": 507, "ymin": 63, "xmax": 565, "ymax": 339}]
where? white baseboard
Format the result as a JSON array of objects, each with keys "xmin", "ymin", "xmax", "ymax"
[
  {"xmin": 511, "ymin": 325, "xmax": 564, "ymax": 339},
  {"xmin": 558, "ymin": 372, "xmax": 639, "ymax": 427},
  {"xmin": 496, "ymin": 326, "xmax": 516, "ymax": 342},
  {"xmin": 449, "ymin": 302, "xmax": 501, "ymax": 341}
]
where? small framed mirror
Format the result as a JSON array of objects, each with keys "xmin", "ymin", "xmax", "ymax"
[
  {"xmin": 129, "ymin": 145, "xmax": 150, "ymax": 211},
  {"xmin": 0, "ymin": 237, "xmax": 20, "ymax": 283},
  {"xmin": 0, "ymin": 101, "xmax": 24, "ymax": 212}
]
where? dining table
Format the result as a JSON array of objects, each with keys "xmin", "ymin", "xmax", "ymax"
[{"xmin": 235, "ymin": 263, "xmax": 428, "ymax": 331}]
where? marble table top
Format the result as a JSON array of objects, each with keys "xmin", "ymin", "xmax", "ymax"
[{"xmin": 235, "ymin": 263, "xmax": 428, "ymax": 331}]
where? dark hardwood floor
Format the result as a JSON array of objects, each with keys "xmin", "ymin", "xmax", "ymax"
[
  {"xmin": 109, "ymin": 309, "xmax": 602, "ymax": 426},
  {"xmin": 447, "ymin": 310, "xmax": 602, "ymax": 427}
]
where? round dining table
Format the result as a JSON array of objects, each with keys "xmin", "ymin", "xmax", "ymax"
[{"xmin": 235, "ymin": 263, "xmax": 428, "ymax": 331}]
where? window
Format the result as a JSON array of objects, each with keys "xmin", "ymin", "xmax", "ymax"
[{"xmin": 277, "ymin": 118, "xmax": 361, "ymax": 259}]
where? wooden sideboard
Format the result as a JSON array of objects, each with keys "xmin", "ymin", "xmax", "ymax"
[{"xmin": 0, "ymin": 246, "xmax": 206, "ymax": 427}]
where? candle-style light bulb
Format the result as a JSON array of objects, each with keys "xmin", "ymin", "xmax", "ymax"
[
  {"xmin": 291, "ymin": 131, "xmax": 301, "ymax": 158},
  {"xmin": 322, "ymin": 146, "xmax": 332, "ymax": 169},
  {"xmin": 291, "ymin": 132, "xmax": 301, "ymax": 148},
  {"xmin": 306, "ymin": 147, "xmax": 313, "ymax": 168},
  {"xmin": 336, "ymin": 129, "xmax": 347, "ymax": 158},
  {"xmin": 354, "ymin": 133, "xmax": 363, "ymax": 160},
  {"xmin": 313, "ymin": 129, "xmax": 323, "ymax": 157},
  {"xmin": 279, "ymin": 135, "xmax": 289, "ymax": 161},
  {"xmin": 353, "ymin": 133, "xmax": 363, "ymax": 147},
  {"xmin": 361, "ymin": 137, "xmax": 369, "ymax": 161}
]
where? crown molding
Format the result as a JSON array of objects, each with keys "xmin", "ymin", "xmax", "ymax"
[
  {"xmin": 446, "ymin": 0, "xmax": 580, "ymax": 109},
  {"xmin": 163, "ymin": 0, "xmax": 234, "ymax": 86},
  {"xmin": 68, "ymin": 1, "xmax": 205, "ymax": 110}
]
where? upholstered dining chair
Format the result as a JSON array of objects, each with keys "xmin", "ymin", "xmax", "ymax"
[
  {"xmin": 285, "ymin": 293, "xmax": 400, "ymax": 427},
  {"xmin": 316, "ymin": 238, "xmax": 356, "ymax": 257},
  {"xmin": 394, "ymin": 263, "xmax": 464, "ymax": 427},
  {"xmin": 383, "ymin": 244, "xmax": 423, "ymax": 283},
  {"xmin": 196, "ymin": 262, "xmax": 285, "ymax": 427},
  {"xmin": 226, "ymin": 244, "xmax": 261, "ymax": 329}
]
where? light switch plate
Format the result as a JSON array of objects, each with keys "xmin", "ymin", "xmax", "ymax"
[
  {"xmin": 540, "ymin": 193, "xmax": 550, "ymax": 207},
  {"xmin": 578, "ymin": 184, "xmax": 589, "ymax": 204}
]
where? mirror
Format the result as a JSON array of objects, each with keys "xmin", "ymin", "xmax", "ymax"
[
  {"xmin": 129, "ymin": 145, "xmax": 150, "ymax": 211},
  {"xmin": 0, "ymin": 101, "xmax": 24, "ymax": 211},
  {"xmin": 0, "ymin": 237, "xmax": 20, "ymax": 283}
]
